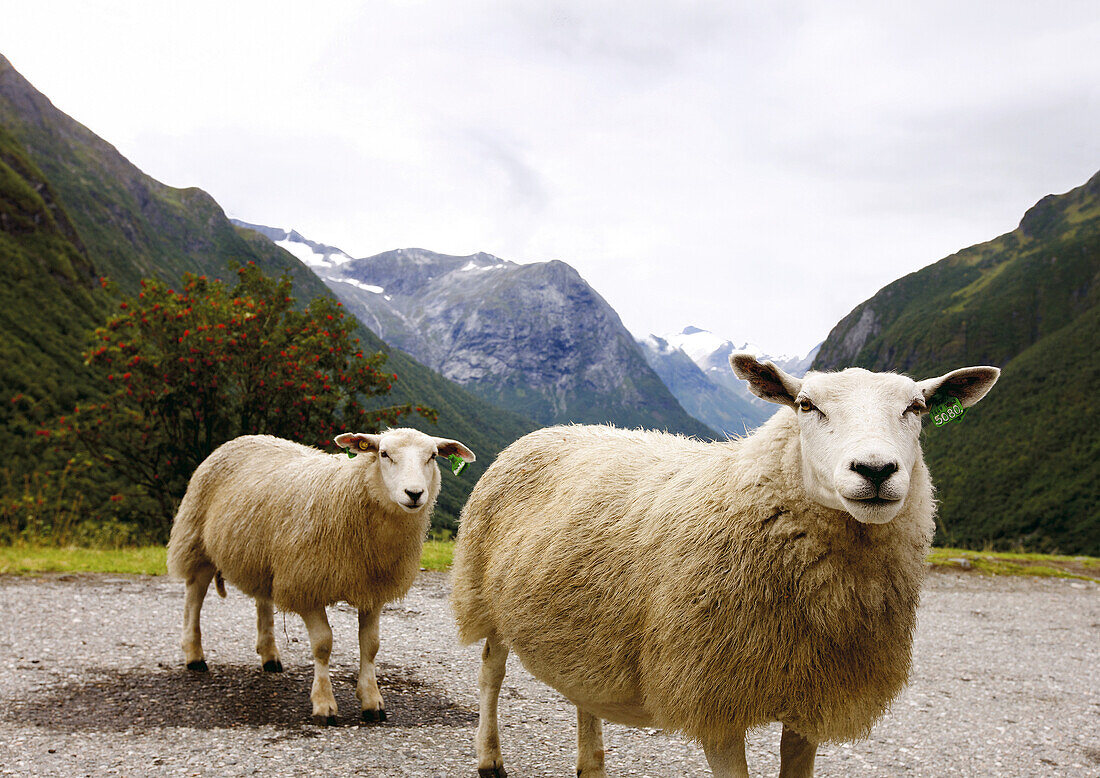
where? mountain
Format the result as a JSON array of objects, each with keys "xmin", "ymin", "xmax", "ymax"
[
  {"xmin": 636, "ymin": 326, "xmax": 820, "ymax": 436},
  {"xmin": 231, "ymin": 224, "xmax": 716, "ymax": 438},
  {"xmin": 665, "ymin": 326, "xmax": 820, "ymax": 382},
  {"xmin": 229, "ymin": 220, "xmax": 354, "ymax": 269},
  {"xmin": 814, "ymin": 170, "xmax": 1100, "ymax": 554},
  {"xmin": 0, "ymin": 53, "xmax": 536, "ymax": 532},
  {"xmin": 635, "ymin": 334, "xmax": 772, "ymax": 436},
  {"xmin": 0, "ymin": 120, "xmax": 108, "ymax": 468}
]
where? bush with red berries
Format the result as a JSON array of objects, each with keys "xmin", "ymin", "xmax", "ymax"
[{"xmin": 51, "ymin": 263, "xmax": 435, "ymax": 536}]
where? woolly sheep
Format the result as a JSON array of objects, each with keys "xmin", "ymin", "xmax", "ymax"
[
  {"xmin": 167, "ymin": 427, "xmax": 474, "ymax": 723},
  {"xmin": 451, "ymin": 354, "xmax": 999, "ymax": 777}
]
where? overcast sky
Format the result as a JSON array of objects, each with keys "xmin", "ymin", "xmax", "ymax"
[{"xmin": 3, "ymin": 1, "xmax": 1098, "ymax": 356}]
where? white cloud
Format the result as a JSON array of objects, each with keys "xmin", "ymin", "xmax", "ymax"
[{"xmin": 2, "ymin": 0, "xmax": 1097, "ymax": 356}]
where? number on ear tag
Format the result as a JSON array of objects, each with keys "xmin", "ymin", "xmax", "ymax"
[
  {"xmin": 931, "ymin": 397, "xmax": 966, "ymax": 427},
  {"xmin": 448, "ymin": 453, "xmax": 467, "ymax": 476}
]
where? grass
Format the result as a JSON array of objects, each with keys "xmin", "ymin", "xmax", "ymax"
[
  {"xmin": 0, "ymin": 544, "xmax": 167, "ymax": 575},
  {"xmin": 928, "ymin": 547, "xmax": 1099, "ymax": 582},
  {"xmin": 0, "ymin": 540, "xmax": 456, "ymax": 576},
  {"xmin": 419, "ymin": 539, "xmax": 454, "ymax": 571},
  {"xmin": 1, "ymin": 542, "xmax": 1095, "ymax": 582}
]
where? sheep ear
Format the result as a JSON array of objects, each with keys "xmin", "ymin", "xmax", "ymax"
[
  {"xmin": 729, "ymin": 352, "xmax": 802, "ymax": 408},
  {"xmin": 435, "ymin": 438, "xmax": 475, "ymax": 462},
  {"xmin": 917, "ymin": 366, "xmax": 1001, "ymax": 409},
  {"xmin": 334, "ymin": 433, "xmax": 381, "ymax": 453}
]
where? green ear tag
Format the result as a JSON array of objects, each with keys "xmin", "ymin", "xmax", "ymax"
[
  {"xmin": 447, "ymin": 453, "xmax": 467, "ymax": 476},
  {"xmin": 347, "ymin": 450, "xmax": 357, "ymax": 458},
  {"xmin": 930, "ymin": 396, "xmax": 966, "ymax": 427}
]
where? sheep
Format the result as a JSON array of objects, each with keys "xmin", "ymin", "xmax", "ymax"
[
  {"xmin": 166, "ymin": 427, "xmax": 474, "ymax": 724},
  {"xmin": 451, "ymin": 353, "xmax": 999, "ymax": 777}
]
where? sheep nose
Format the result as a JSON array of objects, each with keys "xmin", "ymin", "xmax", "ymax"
[
  {"xmin": 850, "ymin": 460, "xmax": 898, "ymax": 487},
  {"xmin": 404, "ymin": 489, "xmax": 423, "ymax": 503}
]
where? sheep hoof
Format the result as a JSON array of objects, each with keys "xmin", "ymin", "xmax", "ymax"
[
  {"xmin": 186, "ymin": 660, "xmax": 208, "ymax": 672},
  {"xmin": 262, "ymin": 659, "xmax": 283, "ymax": 673},
  {"xmin": 361, "ymin": 707, "xmax": 387, "ymax": 723},
  {"xmin": 478, "ymin": 769, "xmax": 507, "ymax": 778},
  {"xmin": 312, "ymin": 714, "xmax": 337, "ymax": 726}
]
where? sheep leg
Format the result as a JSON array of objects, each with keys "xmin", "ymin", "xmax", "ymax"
[
  {"xmin": 476, "ymin": 636, "xmax": 509, "ymax": 778},
  {"xmin": 181, "ymin": 566, "xmax": 215, "ymax": 671},
  {"xmin": 356, "ymin": 607, "xmax": 386, "ymax": 722},
  {"xmin": 301, "ymin": 607, "xmax": 338, "ymax": 724},
  {"xmin": 703, "ymin": 732, "xmax": 749, "ymax": 778},
  {"xmin": 778, "ymin": 724, "xmax": 816, "ymax": 777},
  {"xmin": 576, "ymin": 707, "xmax": 607, "ymax": 777},
  {"xmin": 255, "ymin": 598, "xmax": 282, "ymax": 672}
]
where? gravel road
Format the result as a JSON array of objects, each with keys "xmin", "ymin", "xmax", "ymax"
[{"xmin": 0, "ymin": 570, "xmax": 1096, "ymax": 777}]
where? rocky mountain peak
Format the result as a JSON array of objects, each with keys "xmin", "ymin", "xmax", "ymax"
[
  {"xmin": 636, "ymin": 326, "xmax": 821, "ymax": 436},
  {"xmin": 233, "ymin": 223, "xmax": 714, "ymax": 436}
]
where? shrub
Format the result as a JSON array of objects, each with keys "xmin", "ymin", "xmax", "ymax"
[{"xmin": 50, "ymin": 263, "xmax": 435, "ymax": 539}]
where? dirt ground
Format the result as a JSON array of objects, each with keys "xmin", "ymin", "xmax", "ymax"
[{"xmin": 0, "ymin": 570, "xmax": 1097, "ymax": 777}]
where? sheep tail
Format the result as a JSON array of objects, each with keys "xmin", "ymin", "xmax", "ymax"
[{"xmin": 214, "ymin": 571, "xmax": 226, "ymax": 598}]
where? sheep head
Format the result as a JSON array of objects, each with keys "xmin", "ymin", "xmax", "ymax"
[
  {"xmin": 335, "ymin": 428, "xmax": 475, "ymax": 513},
  {"xmin": 730, "ymin": 353, "xmax": 999, "ymax": 525}
]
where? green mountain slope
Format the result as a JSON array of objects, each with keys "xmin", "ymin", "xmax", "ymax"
[
  {"xmin": 926, "ymin": 303, "xmax": 1099, "ymax": 553},
  {"xmin": 0, "ymin": 53, "xmax": 535, "ymax": 532},
  {"xmin": 815, "ymin": 171, "xmax": 1100, "ymax": 374},
  {"xmin": 0, "ymin": 124, "xmax": 108, "ymax": 464},
  {"xmin": 814, "ymin": 171, "xmax": 1100, "ymax": 553}
]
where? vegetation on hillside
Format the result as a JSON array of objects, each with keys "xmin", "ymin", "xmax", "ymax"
[
  {"xmin": 0, "ymin": 123, "xmax": 114, "ymax": 544},
  {"xmin": 814, "ymin": 171, "xmax": 1100, "ymax": 554},
  {"xmin": 0, "ymin": 124, "xmax": 108, "ymax": 442},
  {"xmin": 924, "ymin": 303, "xmax": 1099, "ymax": 554}
]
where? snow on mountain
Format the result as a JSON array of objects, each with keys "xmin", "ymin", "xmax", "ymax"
[
  {"xmin": 273, "ymin": 237, "xmax": 320, "ymax": 266},
  {"xmin": 334, "ymin": 278, "xmax": 386, "ymax": 295},
  {"xmin": 637, "ymin": 326, "xmax": 823, "ymax": 433},
  {"xmin": 660, "ymin": 326, "xmax": 819, "ymax": 379},
  {"xmin": 459, "ymin": 259, "xmax": 506, "ymax": 272},
  {"xmin": 230, "ymin": 219, "xmax": 352, "ymax": 269},
  {"xmin": 636, "ymin": 334, "xmax": 773, "ymax": 435},
  {"xmin": 663, "ymin": 326, "xmax": 737, "ymax": 366},
  {"xmin": 273, "ymin": 233, "xmax": 353, "ymax": 269}
]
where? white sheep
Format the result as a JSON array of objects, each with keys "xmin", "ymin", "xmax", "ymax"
[
  {"xmin": 166, "ymin": 427, "xmax": 474, "ymax": 723},
  {"xmin": 451, "ymin": 354, "xmax": 998, "ymax": 777}
]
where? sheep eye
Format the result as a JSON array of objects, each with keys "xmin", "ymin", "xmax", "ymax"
[
  {"xmin": 905, "ymin": 402, "xmax": 925, "ymax": 416},
  {"xmin": 380, "ymin": 451, "xmax": 389, "ymax": 459},
  {"xmin": 797, "ymin": 398, "xmax": 817, "ymax": 413}
]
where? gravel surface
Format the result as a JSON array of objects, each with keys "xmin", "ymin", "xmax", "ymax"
[{"xmin": 0, "ymin": 570, "xmax": 1096, "ymax": 777}]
